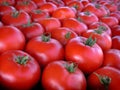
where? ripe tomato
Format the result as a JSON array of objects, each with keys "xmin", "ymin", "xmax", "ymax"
[
  {"xmin": 65, "ymin": 36, "xmax": 103, "ymax": 74},
  {"xmin": 51, "ymin": 27, "xmax": 78, "ymax": 45},
  {"xmin": 110, "ymin": 11, "xmax": 120, "ymax": 24},
  {"xmin": 102, "ymin": 49, "xmax": 120, "ymax": 70},
  {"xmin": 37, "ymin": 17, "xmax": 61, "ymax": 33},
  {"xmin": 77, "ymin": 11, "xmax": 99, "ymax": 26},
  {"xmin": 42, "ymin": 61, "xmax": 86, "ymax": 90},
  {"xmin": 0, "ymin": 26, "xmax": 25, "ymax": 54},
  {"xmin": 25, "ymin": 34, "xmax": 64, "ymax": 68},
  {"xmin": 0, "ymin": 50, "xmax": 41, "ymax": 90},
  {"xmin": 30, "ymin": 9, "xmax": 50, "ymax": 22},
  {"xmin": 87, "ymin": 66, "xmax": 120, "ymax": 90},
  {"xmin": 112, "ymin": 36, "xmax": 120, "ymax": 50},
  {"xmin": 0, "ymin": 5, "xmax": 16, "ymax": 17},
  {"xmin": 1, "ymin": 10, "xmax": 31, "ymax": 28},
  {"xmin": 82, "ymin": 29, "xmax": 112, "ymax": 51},
  {"xmin": 111, "ymin": 25, "xmax": 120, "ymax": 37},
  {"xmin": 62, "ymin": 18, "xmax": 88, "ymax": 35},
  {"xmin": 52, "ymin": 6, "xmax": 76, "ymax": 20},
  {"xmin": 89, "ymin": 21, "xmax": 112, "ymax": 36},
  {"xmin": 67, "ymin": 0, "xmax": 84, "ymax": 12},
  {"xmin": 15, "ymin": 0, "xmax": 37, "ymax": 13},
  {"xmin": 100, "ymin": 16, "xmax": 119, "ymax": 28},
  {"xmin": 38, "ymin": 2, "xmax": 57, "ymax": 15},
  {"xmin": 19, "ymin": 22, "xmax": 45, "ymax": 41},
  {"xmin": 33, "ymin": 0, "xmax": 46, "ymax": 7}
]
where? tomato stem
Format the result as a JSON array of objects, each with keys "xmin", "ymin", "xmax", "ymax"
[
  {"xmin": 65, "ymin": 32, "xmax": 71, "ymax": 39},
  {"xmin": 94, "ymin": 26, "xmax": 107, "ymax": 34},
  {"xmin": 12, "ymin": 11, "xmax": 20, "ymax": 18},
  {"xmin": 94, "ymin": 72, "xmax": 111, "ymax": 90},
  {"xmin": 84, "ymin": 11, "xmax": 90, "ymax": 15},
  {"xmin": 65, "ymin": 63, "xmax": 77, "ymax": 73},
  {"xmin": 16, "ymin": 56, "xmax": 29, "ymax": 65},
  {"xmin": 1, "ymin": 1, "xmax": 10, "ymax": 6},
  {"xmin": 85, "ymin": 35, "xmax": 96, "ymax": 47},
  {"xmin": 22, "ymin": 20, "xmax": 33, "ymax": 27},
  {"xmin": 41, "ymin": 33, "xmax": 51, "ymax": 42}
]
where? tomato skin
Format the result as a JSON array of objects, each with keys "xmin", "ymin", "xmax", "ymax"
[
  {"xmin": 87, "ymin": 66, "xmax": 120, "ymax": 90},
  {"xmin": 51, "ymin": 27, "xmax": 78, "ymax": 45},
  {"xmin": 82, "ymin": 29, "xmax": 112, "ymax": 51},
  {"xmin": 0, "ymin": 50, "xmax": 41, "ymax": 90},
  {"xmin": 1, "ymin": 11, "xmax": 31, "ymax": 28},
  {"xmin": 19, "ymin": 22, "xmax": 45, "ymax": 41},
  {"xmin": 33, "ymin": 0, "xmax": 46, "ymax": 7},
  {"xmin": 111, "ymin": 25, "xmax": 120, "ymax": 37},
  {"xmin": 25, "ymin": 35, "xmax": 64, "ymax": 68},
  {"xmin": 102, "ymin": 49, "xmax": 120, "ymax": 70},
  {"xmin": 42, "ymin": 61, "xmax": 86, "ymax": 90},
  {"xmin": 0, "ymin": 26, "xmax": 25, "ymax": 54},
  {"xmin": 112, "ymin": 36, "xmax": 120, "ymax": 50},
  {"xmin": 62, "ymin": 18, "xmax": 88, "ymax": 35},
  {"xmin": 65, "ymin": 36, "xmax": 103, "ymax": 74}
]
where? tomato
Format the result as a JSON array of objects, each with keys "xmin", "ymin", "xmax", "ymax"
[
  {"xmin": 33, "ymin": 0, "xmax": 46, "ymax": 7},
  {"xmin": 102, "ymin": 49, "xmax": 120, "ymax": 70},
  {"xmin": 110, "ymin": 11, "xmax": 120, "ymax": 24},
  {"xmin": 65, "ymin": 36, "xmax": 103, "ymax": 74},
  {"xmin": 38, "ymin": 2, "xmax": 57, "ymax": 15},
  {"xmin": 15, "ymin": 0, "xmax": 37, "ymax": 13},
  {"xmin": 52, "ymin": 6, "xmax": 76, "ymax": 20},
  {"xmin": 51, "ymin": 27, "xmax": 78, "ymax": 45},
  {"xmin": 83, "ymin": 3, "xmax": 108, "ymax": 18},
  {"xmin": 1, "ymin": 10, "xmax": 31, "ymax": 28},
  {"xmin": 67, "ymin": 0, "xmax": 84, "ymax": 12},
  {"xmin": 100, "ymin": 16, "xmax": 119, "ymax": 28},
  {"xmin": 37, "ymin": 17, "xmax": 61, "ymax": 33},
  {"xmin": 42, "ymin": 61, "xmax": 86, "ymax": 90},
  {"xmin": 77, "ymin": 11, "xmax": 99, "ymax": 26},
  {"xmin": 111, "ymin": 25, "xmax": 120, "ymax": 37},
  {"xmin": 112, "ymin": 36, "xmax": 120, "ymax": 50},
  {"xmin": 19, "ymin": 22, "xmax": 45, "ymax": 41},
  {"xmin": 0, "ymin": 50, "xmax": 41, "ymax": 90},
  {"xmin": 62, "ymin": 0, "xmax": 73, "ymax": 5},
  {"xmin": 25, "ymin": 34, "xmax": 64, "ymax": 68},
  {"xmin": 87, "ymin": 66, "xmax": 120, "ymax": 90},
  {"xmin": 82, "ymin": 28, "xmax": 112, "ymax": 51},
  {"xmin": 0, "ymin": 26, "xmax": 25, "ymax": 54},
  {"xmin": 0, "ymin": 5, "xmax": 16, "ymax": 17},
  {"xmin": 30, "ymin": 9, "xmax": 50, "ymax": 22},
  {"xmin": 62, "ymin": 18, "xmax": 88, "ymax": 35},
  {"xmin": 89, "ymin": 21, "xmax": 112, "ymax": 36},
  {"xmin": 81, "ymin": 0, "xmax": 90, "ymax": 6},
  {"xmin": 46, "ymin": 0, "xmax": 65, "ymax": 7}
]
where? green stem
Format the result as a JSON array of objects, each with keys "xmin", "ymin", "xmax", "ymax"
[
  {"xmin": 85, "ymin": 35, "xmax": 96, "ymax": 47},
  {"xmin": 65, "ymin": 63, "xmax": 77, "ymax": 73},
  {"xmin": 65, "ymin": 32, "xmax": 71, "ymax": 39},
  {"xmin": 12, "ymin": 11, "xmax": 20, "ymax": 18},
  {"xmin": 94, "ymin": 72, "xmax": 111, "ymax": 90},
  {"xmin": 41, "ymin": 33, "xmax": 51, "ymax": 42},
  {"xmin": 15, "ymin": 56, "xmax": 29, "ymax": 65}
]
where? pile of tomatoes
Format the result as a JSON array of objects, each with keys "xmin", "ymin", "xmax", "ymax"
[{"xmin": 0, "ymin": 0, "xmax": 120, "ymax": 90}]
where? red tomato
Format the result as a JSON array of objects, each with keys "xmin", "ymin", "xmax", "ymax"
[
  {"xmin": 110, "ymin": 11, "xmax": 120, "ymax": 24},
  {"xmin": 19, "ymin": 22, "xmax": 45, "ymax": 41},
  {"xmin": 0, "ymin": 26, "xmax": 25, "ymax": 54},
  {"xmin": 111, "ymin": 25, "xmax": 120, "ymax": 37},
  {"xmin": 77, "ymin": 11, "xmax": 99, "ymax": 26},
  {"xmin": 1, "ymin": 10, "xmax": 31, "ymax": 28},
  {"xmin": 112, "ymin": 36, "xmax": 120, "ymax": 50},
  {"xmin": 52, "ymin": 6, "xmax": 76, "ymax": 20},
  {"xmin": 67, "ymin": 0, "xmax": 84, "ymax": 12},
  {"xmin": 37, "ymin": 17, "xmax": 61, "ymax": 33},
  {"xmin": 30, "ymin": 9, "xmax": 50, "ymax": 22},
  {"xmin": 87, "ymin": 66, "xmax": 120, "ymax": 90},
  {"xmin": 100, "ymin": 16, "xmax": 119, "ymax": 28},
  {"xmin": 0, "ymin": 50, "xmax": 41, "ymax": 90},
  {"xmin": 51, "ymin": 27, "xmax": 78, "ymax": 45},
  {"xmin": 102, "ymin": 49, "xmax": 120, "ymax": 70},
  {"xmin": 25, "ymin": 34, "xmax": 64, "ymax": 68},
  {"xmin": 0, "ymin": 5, "xmax": 16, "ymax": 17},
  {"xmin": 65, "ymin": 36, "xmax": 103, "ymax": 74},
  {"xmin": 89, "ymin": 21, "xmax": 112, "ymax": 36},
  {"xmin": 33, "ymin": 0, "xmax": 46, "ymax": 7},
  {"xmin": 82, "ymin": 29, "xmax": 112, "ymax": 51},
  {"xmin": 83, "ymin": 3, "xmax": 108, "ymax": 18},
  {"xmin": 62, "ymin": 18, "xmax": 88, "ymax": 35},
  {"xmin": 42, "ymin": 61, "xmax": 86, "ymax": 90},
  {"xmin": 38, "ymin": 2, "xmax": 57, "ymax": 15},
  {"xmin": 15, "ymin": 0, "xmax": 37, "ymax": 13}
]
